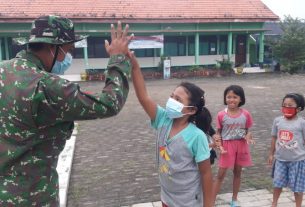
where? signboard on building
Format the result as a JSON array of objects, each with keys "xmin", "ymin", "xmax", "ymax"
[
  {"xmin": 75, "ymin": 38, "xmax": 87, "ymax": 48},
  {"xmin": 163, "ymin": 58, "xmax": 171, "ymax": 79},
  {"xmin": 128, "ymin": 35, "xmax": 163, "ymax": 49}
]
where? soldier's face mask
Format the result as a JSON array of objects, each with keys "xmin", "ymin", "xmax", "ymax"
[{"xmin": 50, "ymin": 47, "xmax": 73, "ymax": 75}]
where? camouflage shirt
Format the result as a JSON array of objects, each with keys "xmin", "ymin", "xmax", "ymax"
[{"xmin": 0, "ymin": 50, "xmax": 130, "ymax": 206}]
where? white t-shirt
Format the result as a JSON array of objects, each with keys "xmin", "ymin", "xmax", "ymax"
[{"xmin": 271, "ymin": 116, "xmax": 305, "ymax": 161}]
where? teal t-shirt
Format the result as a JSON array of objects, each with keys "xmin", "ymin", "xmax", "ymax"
[{"xmin": 151, "ymin": 106, "xmax": 210, "ymax": 207}]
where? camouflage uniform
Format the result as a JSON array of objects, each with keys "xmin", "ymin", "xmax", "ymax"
[{"xmin": 0, "ymin": 15, "xmax": 130, "ymax": 206}]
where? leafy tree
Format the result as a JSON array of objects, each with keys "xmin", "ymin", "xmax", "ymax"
[{"xmin": 272, "ymin": 16, "xmax": 305, "ymax": 74}]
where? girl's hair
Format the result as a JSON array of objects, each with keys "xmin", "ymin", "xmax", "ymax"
[
  {"xmin": 282, "ymin": 93, "xmax": 305, "ymax": 111},
  {"xmin": 223, "ymin": 85, "xmax": 245, "ymax": 107},
  {"xmin": 179, "ymin": 82, "xmax": 212, "ymax": 134}
]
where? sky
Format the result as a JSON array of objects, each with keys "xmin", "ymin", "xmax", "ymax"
[{"xmin": 261, "ymin": 0, "xmax": 305, "ymax": 20}]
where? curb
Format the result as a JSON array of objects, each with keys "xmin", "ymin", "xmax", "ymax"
[{"xmin": 56, "ymin": 123, "xmax": 78, "ymax": 207}]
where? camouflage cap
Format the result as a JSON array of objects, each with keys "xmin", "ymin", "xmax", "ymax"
[{"xmin": 17, "ymin": 15, "xmax": 86, "ymax": 45}]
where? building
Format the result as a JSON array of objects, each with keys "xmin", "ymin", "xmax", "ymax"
[{"xmin": 0, "ymin": 0, "xmax": 279, "ymax": 74}]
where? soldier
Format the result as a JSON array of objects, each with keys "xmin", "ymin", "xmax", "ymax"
[{"xmin": 0, "ymin": 15, "xmax": 133, "ymax": 206}]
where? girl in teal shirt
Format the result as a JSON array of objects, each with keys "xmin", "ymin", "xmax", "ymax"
[{"xmin": 130, "ymin": 51, "xmax": 214, "ymax": 207}]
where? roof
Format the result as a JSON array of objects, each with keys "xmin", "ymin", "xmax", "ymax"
[{"xmin": 0, "ymin": 0, "xmax": 279, "ymax": 23}]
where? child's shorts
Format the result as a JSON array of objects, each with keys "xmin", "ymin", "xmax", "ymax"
[
  {"xmin": 218, "ymin": 139, "xmax": 252, "ymax": 168},
  {"xmin": 162, "ymin": 202, "xmax": 169, "ymax": 207},
  {"xmin": 273, "ymin": 159, "xmax": 305, "ymax": 192}
]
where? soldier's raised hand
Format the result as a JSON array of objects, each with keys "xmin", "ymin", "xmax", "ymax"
[{"xmin": 105, "ymin": 21, "xmax": 133, "ymax": 56}]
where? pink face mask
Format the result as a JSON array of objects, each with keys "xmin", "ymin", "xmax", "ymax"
[{"xmin": 281, "ymin": 107, "xmax": 297, "ymax": 119}]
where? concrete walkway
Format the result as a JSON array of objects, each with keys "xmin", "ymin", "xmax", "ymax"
[
  {"xmin": 130, "ymin": 189, "xmax": 300, "ymax": 207},
  {"xmin": 57, "ymin": 134, "xmax": 303, "ymax": 207},
  {"xmin": 57, "ymin": 131, "xmax": 303, "ymax": 207}
]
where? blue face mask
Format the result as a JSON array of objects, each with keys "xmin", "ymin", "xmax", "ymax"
[
  {"xmin": 51, "ymin": 52, "xmax": 72, "ymax": 75},
  {"xmin": 165, "ymin": 98, "xmax": 193, "ymax": 119},
  {"xmin": 50, "ymin": 46, "xmax": 73, "ymax": 75}
]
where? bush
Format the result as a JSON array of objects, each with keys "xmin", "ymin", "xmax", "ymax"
[
  {"xmin": 216, "ymin": 56, "xmax": 233, "ymax": 71},
  {"xmin": 187, "ymin": 65, "xmax": 201, "ymax": 72}
]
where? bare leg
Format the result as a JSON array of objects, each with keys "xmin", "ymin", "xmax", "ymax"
[
  {"xmin": 294, "ymin": 192, "xmax": 303, "ymax": 207},
  {"xmin": 272, "ymin": 187, "xmax": 282, "ymax": 207},
  {"xmin": 232, "ymin": 165, "xmax": 242, "ymax": 201},
  {"xmin": 212, "ymin": 167, "xmax": 228, "ymax": 203}
]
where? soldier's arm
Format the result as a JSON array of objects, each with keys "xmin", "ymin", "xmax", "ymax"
[
  {"xmin": 31, "ymin": 61, "xmax": 129, "ymax": 127},
  {"xmin": 32, "ymin": 21, "xmax": 133, "ymax": 126}
]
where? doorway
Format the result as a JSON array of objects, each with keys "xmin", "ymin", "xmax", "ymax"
[{"xmin": 235, "ymin": 35, "xmax": 247, "ymax": 66}]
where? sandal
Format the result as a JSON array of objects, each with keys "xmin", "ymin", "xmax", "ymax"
[{"xmin": 230, "ymin": 200, "xmax": 241, "ymax": 207}]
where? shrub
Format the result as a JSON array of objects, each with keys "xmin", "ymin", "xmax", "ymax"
[{"xmin": 216, "ymin": 56, "xmax": 233, "ymax": 71}]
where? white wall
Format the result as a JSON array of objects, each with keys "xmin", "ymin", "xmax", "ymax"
[
  {"xmin": 66, "ymin": 55, "xmax": 236, "ymax": 74},
  {"xmin": 199, "ymin": 55, "xmax": 235, "ymax": 65}
]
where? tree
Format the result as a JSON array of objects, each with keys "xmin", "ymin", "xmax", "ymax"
[{"xmin": 272, "ymin": 16, "xmax": 305, "ymax": 74}]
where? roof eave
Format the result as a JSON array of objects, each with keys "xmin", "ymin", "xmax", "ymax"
[{"xmin": 0, "ymin": 17, "xmax": 280, "ymax": 24}]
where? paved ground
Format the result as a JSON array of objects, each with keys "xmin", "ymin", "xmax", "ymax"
[
  {"xmin": 66, "ymin": 72, "xmax": 305, "ymax": 207},
  {"xmin": 130, "ymin": 188, "xmax": 300, "ymax": 207}
]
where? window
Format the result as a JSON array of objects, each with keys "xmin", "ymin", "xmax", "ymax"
[
  {"xmin": 188, "ymin": 36, "xmax": 195, "ymax": 56},
  {"xmin": 219, "ymin": 35, "xmax": 228, "ymax": 55},
  {"xmin": 72, "ymin": 48, "xmax": 84, "ymax": 59},
  {"xmin": 164, "ymin": 36, "xmax": 186, "ymax": 56},
  {"xmin": 85, "ymin": 37, "xmax": 159, "ymax": 58},
  {"xmin": 87, "ymin": 37, "xmax": 108, "ymax": 58},
  {"xmin": 199, "ymin": 35, "xmax": 217, "ymax": 55},
  {"xmin": 11, "ymin": 42, "xmax": 26, "ymax": 58},
  {"xmin": 134, "ymin": 49, "xmax": 156, "ymax": 57}
]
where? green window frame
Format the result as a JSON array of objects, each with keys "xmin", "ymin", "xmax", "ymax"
[
  {"xmin": 87, "ymin": 37, "xmax": 108, "ymax": 58},
  {"xmin": 164, "ymin": 36, "xmax": 186, "ymax": 56},
  {"xmin": 199, "ymin": 35, "xmax": 217, "ymax": 55},
  {"xmin": 134, "ymin": 49, "xmax": 158, "ymax": 57},
  {"xmin": 188, "ymin": 36, "xmax": 195, "ymax": 56},
  {"xmin": 219, "ymin": 35, "xmax": 228, "ymax": 55}
]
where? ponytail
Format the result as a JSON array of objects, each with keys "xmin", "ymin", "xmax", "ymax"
[
  {"xmin": 178, "ymin": 81, "xmax": 214, "ymax": 136},
  {"xmin": 195, "ymin": 106, "xmax": 213, "ymax": 135}
]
